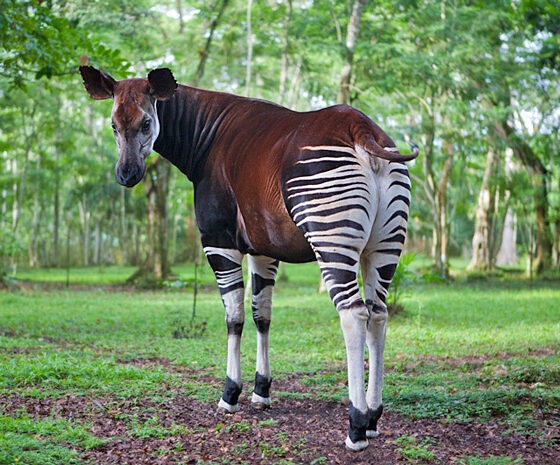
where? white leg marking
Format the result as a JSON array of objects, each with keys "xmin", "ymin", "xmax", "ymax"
[
  {"xmin": 340, "ymin": 305, "xmax": 370, "ymax": 450},
  {"xmin": 251, "ymin": 392, "xmax": 271, "ymax": 407},
  {"xmin": 339, "ymin": 306, "xmax": 368, "ymax": 412},
  {"xmin": 224, "ymin": 288, "xmax": 244, "ymax": 381},
  {"xmin": 345, "ymin": 436, "xmax": 369, "ymax": 451},
  {"xmin": 252, "ymin": 291, "xmax": 273, "ymax": 369},
  {"xmin": 218, "ymin": 398, "xmax": 239, "ymax": 413}
]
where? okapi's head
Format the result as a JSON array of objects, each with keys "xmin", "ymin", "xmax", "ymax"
[{"xmin": 79, "ymin": 66, "xmax": 178, "ymax": 187}]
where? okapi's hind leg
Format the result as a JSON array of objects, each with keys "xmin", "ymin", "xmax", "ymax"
[
  {"xmin": 248, "ymin": 255, "xmax": 279, "ymax": 409},
  {"xmin": 203, "ymin": 246, "xmax": 245, "ymax": 413},
  {"xmin": 360, "ymin": 160, "xmax": 411, "ymax": 438},
  {"xmin": 319, "ymin": 262, "xmax": 370, "ymax": 452},
  {"xmin": 360, "ymin": 253, "xmax": 393, "ymax": 439}
]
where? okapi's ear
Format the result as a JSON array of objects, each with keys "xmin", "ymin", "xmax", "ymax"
[
  {"xmin": 148, "ymin": 68, "xmax": 177, "ymax": 100},
  {"xmin": 79, "ymin": 66, "xmax": 116, "ymax": 100}
]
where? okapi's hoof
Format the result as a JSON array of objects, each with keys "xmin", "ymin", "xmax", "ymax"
[
  {"xmin": 366, "ymin": 429, "xmax": 380, "ymax": 438},
  {"xmin": 217, "ymin": 398, "xmax": 239, "ymax": 414},
  {"xmin": 251, "ymin": 392, "xmax": 271, "ymax": 410},
  {"xmin": 345, "ymin": 436, "xmax": 369, "ymax": 451}
]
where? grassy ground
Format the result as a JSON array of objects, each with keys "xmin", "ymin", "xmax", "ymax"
[{"xmin": 1, "ymin": 263, "xmax": 559, "ymax": 464}]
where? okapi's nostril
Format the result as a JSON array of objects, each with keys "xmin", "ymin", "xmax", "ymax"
[{"xmin": 115, "ymin": 163, "xmax": 144, "ymax": 187}]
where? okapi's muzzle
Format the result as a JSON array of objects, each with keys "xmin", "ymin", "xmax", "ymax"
[{"xmin": 115, "ymin": 159, "xmax": 146, "ymax": 187}]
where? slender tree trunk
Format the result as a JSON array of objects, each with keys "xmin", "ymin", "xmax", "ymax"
[
  {"xmin": 52, "ymin": 169, "xmax": 60, "ymax": 267},
  {"xmin": 171, "ymin": 212, "xmax": 179, "ymax": 264},
  {"xmin": 245, "ymin": 0, "xmax": 253, "ymax": 96},
  {"xmin": 420, "ymin": 106, "xmax": 453, "ymax": 278},
  {"xmin": 193, "ymin": 0, "xmax": 229, "ymax": 87},
  {"xmin": 29, "ymin": 190, "xmax": 41, "ymax": 267},
  {"xmin": 553, "ymin": 218, "xmax": 560, "ymax": 271},
  {"xmin": 155, "ymin": 160, "xmax": 171, "ymax": 279},
  {"xmin": 433, "ymin": 147, "xmax": 453, "ymax": 279},
  {"xmin": 287, "ymin": 58, "xmax": 302, "ymax": 109},
  {"xmin": 78, "ymin": 193, "xmax": 90, "ymax": 266},
  {"xmin": 468, "ymin": 148, "xmax": 499, "ymax": 271},
  {"xmin": 130, "ymin": 158, "xmax": 172, "ymax": 283},
  {"xmin": 176, "ymin": 0, "xmax": 185, "ymax": 34},
  {"xmin": 119, "ymin": 188, "xmax": 129, "ymax": 264},
  {"xmin": 93, "ymin": 222, "xmax": 101, "ymax": 265},
  {"xmin": 278, "ymin": 0, "xmax": 293, "ymax": 105},
  {"xmin": 496, "ymin": 148, "xmax": 517, "ymax": 267},
  {"xmin": 337, "ymin": 0, "xmax": 367, "ymax": 105}
]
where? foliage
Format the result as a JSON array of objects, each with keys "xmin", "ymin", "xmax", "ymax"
[
  {"xmin": 0, "ymin": 414, "xmax": 105, "ymax": 465},
  {"xmin": 1, "ymin": 0, "xmax": 559, "ymax": 278},
  {"xmin": 457, "ymin": 456, "xmax": 524, "ymax": 465},
  {"xmin": 0, "ymin": 0, "xmax": 127, "ymax": 87},
  {"xmin": 387, "ymin": 251, "xmax": 417, "ymax": 314},
  {"xmin": 395, "ymin": 434, "xmax": 436, "ymax": 463}
]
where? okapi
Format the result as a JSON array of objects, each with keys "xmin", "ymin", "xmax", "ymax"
[{"xmin": 79, "ymin": 65, "xmax": 418, "ymax": 451}]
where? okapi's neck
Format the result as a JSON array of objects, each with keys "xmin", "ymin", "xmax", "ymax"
[{"xmin": 153, "ymin": 85, "xmax": 235, "ymax": 182}]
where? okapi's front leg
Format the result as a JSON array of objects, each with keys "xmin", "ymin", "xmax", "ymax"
[
  {"xmin": 203, "ymin": 246, "xmax": 245, "ymax": 413},
  {"xmin": 248, "ymin": 255, "xmax": 279, "ymax": 409}
]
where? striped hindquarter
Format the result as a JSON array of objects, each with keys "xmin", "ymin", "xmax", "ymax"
[{"xmin": 284, "ymin": 144, "xmax": 411, "ymax": 449}]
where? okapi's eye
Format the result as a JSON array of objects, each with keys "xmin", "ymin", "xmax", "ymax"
[
  {"xmin": 111, "ymin": 122, "xmax": 117, "ymax": 134},
  {"xmin": 142, "ymin": 118, "xmax": 151, "ymax": 134}
]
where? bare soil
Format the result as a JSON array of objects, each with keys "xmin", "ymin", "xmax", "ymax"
[{"xmin": 2, "ymin": 380, "xmax": 558, "ymax": 465}]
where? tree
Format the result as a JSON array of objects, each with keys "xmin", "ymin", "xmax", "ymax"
[
  {"xmin": 337, "ymin": 0, "xmax": 367, "ymax": 105},
  {"xmin": 468, "ymin": 148, "xmax": 500, "ymax": 271}
]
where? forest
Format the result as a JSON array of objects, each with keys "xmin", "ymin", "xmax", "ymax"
[{"xmin": 1, "ymin": 0, "xmax": 559, "ymax": 281}]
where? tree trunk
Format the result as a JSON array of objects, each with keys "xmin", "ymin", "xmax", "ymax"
[
  {"xmin": 154, "ymin": 160, "xmax": 171, "ymax": 279},
  {"xmin": 278, "ymin": 0, "xmax": 293, "ymax": 106},
  {"xmin": 29, "ymin": 190, "xmax": 41, "ymax": 267},
  {"xmin": 129, "ymin": 158, "xmax": 172, "ymax": 283},
  {"xmin": 119, "ymin": 187, "xmax": 129, "ymax": 264},
  {"xmin": 78, "ymin": 193, "xmax": 90, "ymax": 266},
  {"xmin": 52, "ymin": 170, "xmax": 60, "ymax": 267},
  {"xmin": 193, "ymin": 0, "xmax": 229, "ymax": 87},
  {"xmin": 495, "ymin": 148, "xmax": 517, "ymax": 267},
  {"xmin": 245, "ymin": 0, "xmax": 253, "ymax": 96},
  {"xmin": 468, "ymin": 148, "xmax": 499, "ymax": 271},
  {"xmin": 420, "ymin": 108, "xmax": 453, "ymax": 278},
  {"xmin": 93, "ymin": 222, "xmax": 101, "ymax": 265},
  {"xmin": 432, "ymin": 149, "xmax": 453, "ymax": 279},
  {"xmin": 176, "ymin": 0, "xmax": 185, "ymax": 34},
  {"xmin": 553, "ymin": 218, "xmax": 560, "ymax": 271},
  {"xmin": 337, "ymin": 0, "xmax": 367, "ymax": 105},
  {"xmin": 495, "ymin": 120, "xmax": 552, "ymax": 274}
]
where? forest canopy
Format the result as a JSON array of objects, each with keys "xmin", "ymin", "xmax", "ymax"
[{"xmin": 1, "ymin": 0, "xmax": 559, "ymax": 279}]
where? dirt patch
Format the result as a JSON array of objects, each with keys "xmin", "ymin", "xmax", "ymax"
[
  {"xmin": 1, "ymin": 390, "xmax": 558, "ymax": 465},
  {"xmin": 392, "ymin": 348, "xmax": 558, "ymax": 373}
]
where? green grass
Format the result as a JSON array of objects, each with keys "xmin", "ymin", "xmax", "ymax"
[
  {"xmin": 0, "ymin": 414, "xmax": 105, "ymax": 464},
  {"xmin": 395, "ymin": 434, "xmax": 436, "ymax": 463},
  {"xmin": 1, "ymin": 262, "xmax": 559, "ymax": 463},
  {"xmin": 12, "ymin": 265, "xmax": 140, "ymax": 285},
  {"xmin": 457, "ymin": 456, "xmax": 524, "ymax": 465}
]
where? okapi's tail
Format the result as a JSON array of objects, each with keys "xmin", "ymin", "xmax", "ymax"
[
  {"xmin": 352, "ymin": 116, "xmax": 419, "ymax": 162},
  {"xmin": 362, "ymin": 139, "xmax": 419, "ymax": 162}
]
